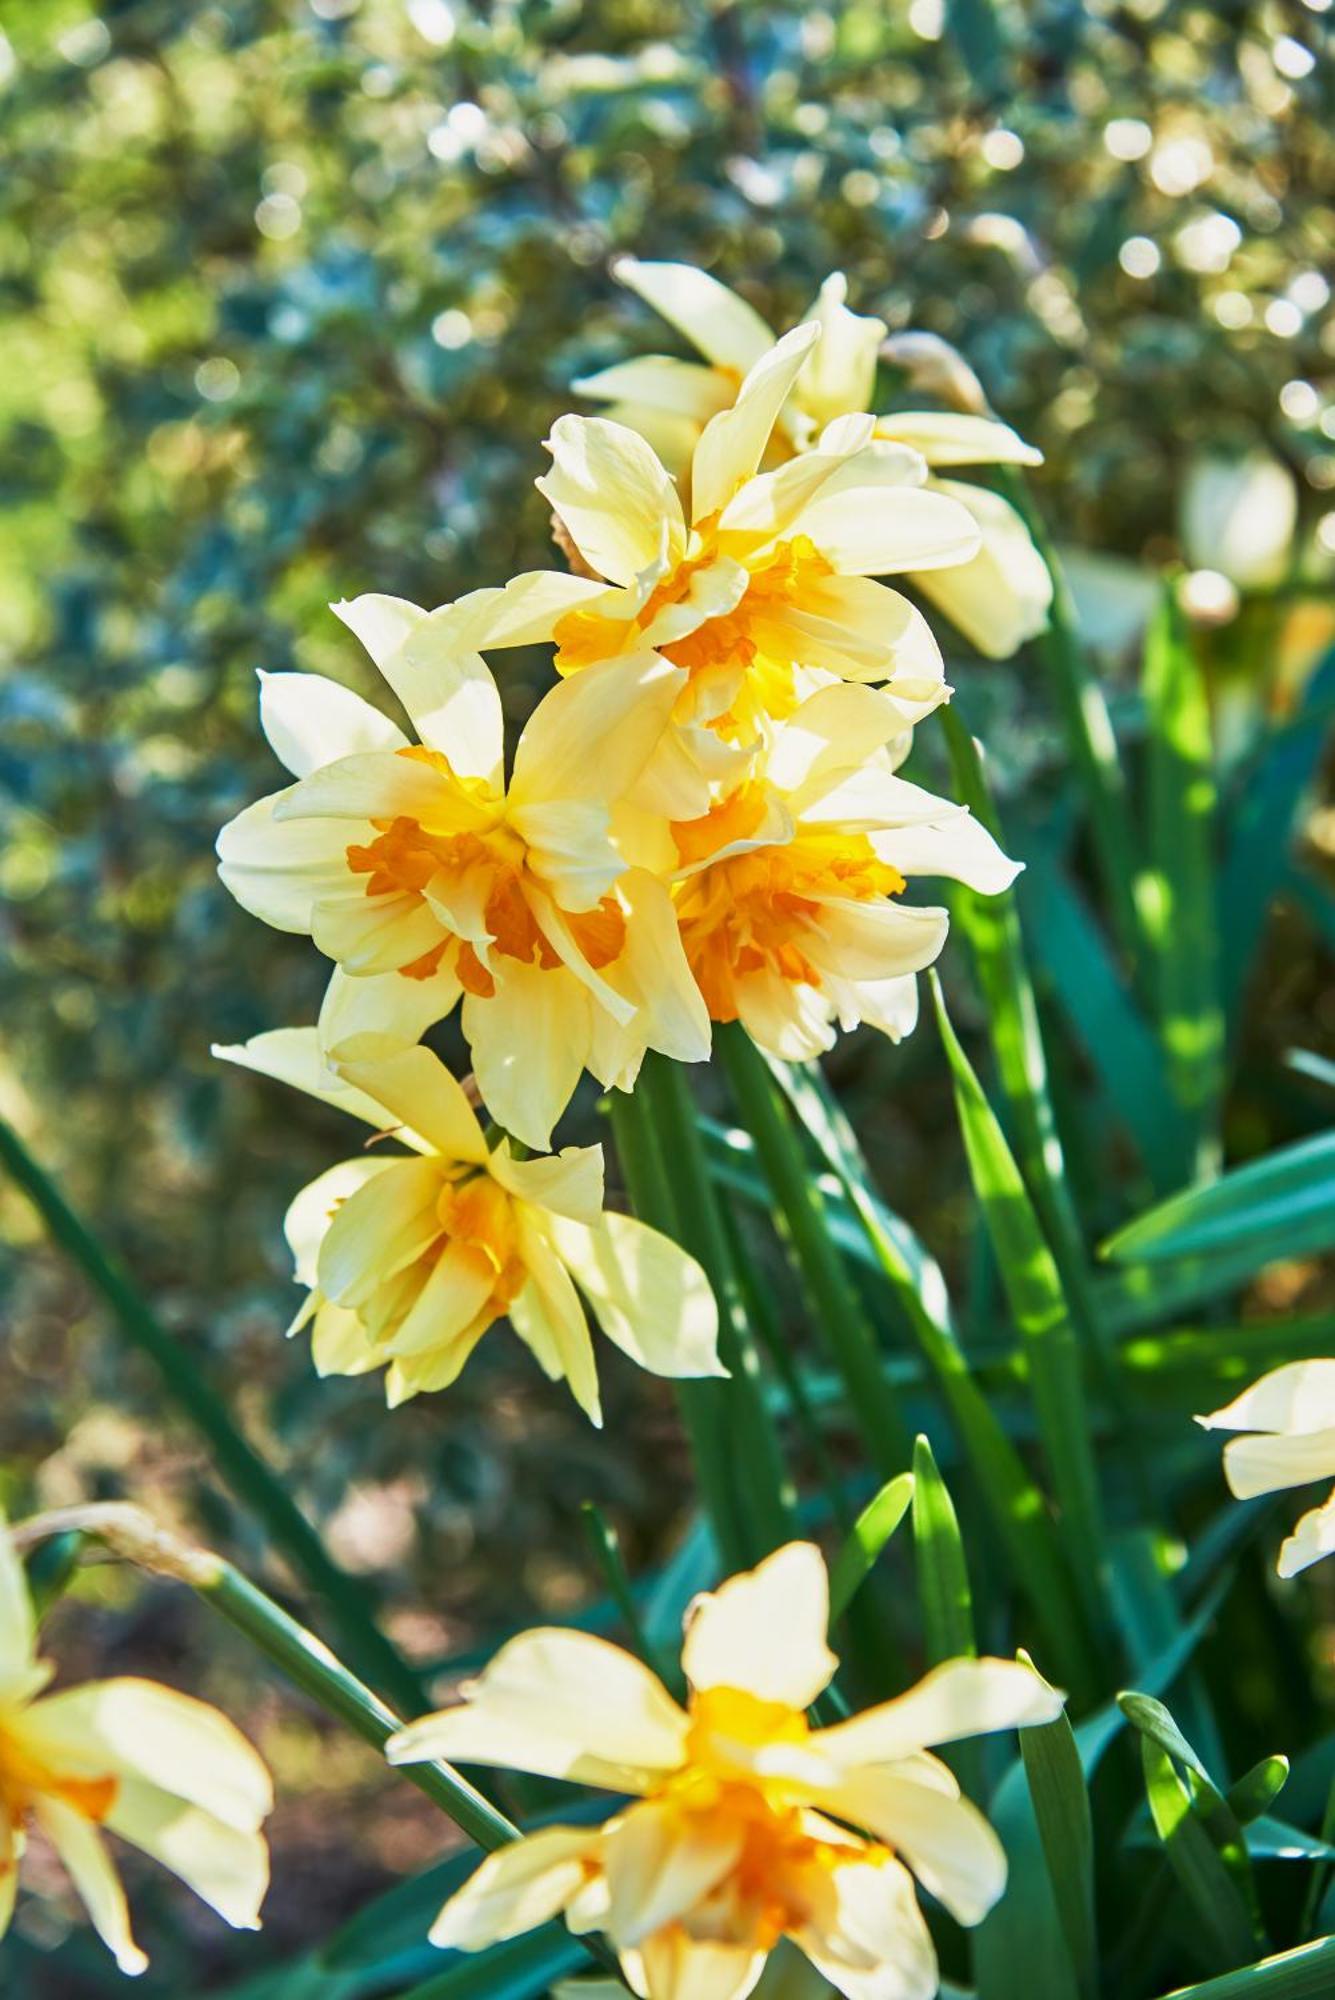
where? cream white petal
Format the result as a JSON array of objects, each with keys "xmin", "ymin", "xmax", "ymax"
[
  {"xmin": 816, "ymin": 1772, "xmax": 1005, "ymax": 1926},
  {"xmin": 510, "ymin": 1209, "xmax": 603, "ymax": 1424},
  {"xmin": 430, "ymin": 1826, "xmax": 599, "ymax": 1950},
  {"xmin": 427, "ymin": 571, "xmax": 614, "ymax": 652},
  {"xmin": 257, "ymin": 669, "xmax": 408, "ymax": 778},
  {"xmin": 836, "ymin": 972, "xmax": 920, "ymax": 1043},
  {"xmin": 548, "ymin": 1211, "xmax": 724, "ymax": 1381},
  {"xmin": 602, "ymin": 1797, "xmax": 743, "ymax": 1947},
  {"xmin": 0, "ymin": 1513, "xmax": 38, "ymax": 1704},
  {"xmin": 506, "ymin": 799, "xmax": 626, "ymax": 914},
  {"xmin": 814, "ymin": 1657, "xmax": 1065, "ymax": 1764},
  {"xmin": 768, "ymin": 683, "xmax": 923, "ymax": 800},
  {"xmin": 387, "ymin": 1245, "xmax": 495, "ymax": 1360},
  {"xmin": 216, "ymin": 790, "xmax": 353, "ymax": 934},
  {"xmin": 273, "ymin": 749, "xmax": 483, "ymax": 829},
  {"xmin": 1279, "ymin": 1489, "xmax": 1335, "ymax": 1578},
  {"xmin": 462, "ymin": 963, "xmax": 590, "ymax": 1152},
  {"xmin": 106, "ymin": 1778, "xmax": 269, "ymax": 1929},
  {"xmin": 718, "ymin": 441, "xmax": 924, "ymax": 546},
  {"xmin": 911, "ymin": 480, "xmax": 1052, "ymax": 658},
  {"xmin": 331, "ymin": 591, "xmax": 427, "ymax": 670},
  {"xmin": 798, "ymin": 273, "xmax": 885, "ymax": 428},
  {"xmin": 872, "ymin": 412, "xmax": 1042, "ymax": 468},
  {"xmin": 311, "ymin": 1298, "xmax": 380, "ymax": 1377},
  {"xmin": 800, "ymin": 484, "xmax": 982, "ymax": 579},
  {"xmin": 386, "ymin": 1627, "xmax": 689, "ymax": 1788},
  {"xmin": 317, "ymin": 962, "xmax": 462, "ymax": 1057},
  {"xmin": 310, "ymin": 889, "xmax": 445, "ymax": 978},
  {"xmin": 631, "ymin": 1929, "xmax": 770, "ymax": 2000},
  {"xmin": 330, "ymin": 1040, "xmax": 488, "ymax": 1163},
  {"xmin": 795, "ymin": 1855, "xmax": 937, "ymax": 2000},
  {"xmin": 872, "ymin": 813, "xmax": 1021, "ymax": 896},
  {"xmin": 576, "ymin": 355, "xmax": 733, "ymax": 425},
  {"xmin": 489, "ymin": 1141, "xmax": 606, "ymax": 1223},
  {"xmin": 605, "ymin": 868, "xmax": 712, "ymax": 1065},
  {"xmin": 735, "ymin": 968, "xmax": 837, "ymax": 1064},
  {"xmin": 510, "ymin": 651, "xmax": 686, "ymax": 812},
  {"xmin": 615, "ymin": 258, "xmax": 774, "ymax": 376},
  {"xmin": 0, "ymin": 1811, "xmax": 18, "ymax": 1941},
  {"xmin": 212, "ymin": 1026, "xmax": 424, "ymax": 1141},
  {"xmin": 1221, "ymin": 1428, "xmax": 1335, "ymax": 1500},
  {"xmin": 35, "ymin": 1799, "xmax": 148, "ymax": 1976},
  {"xmin": 801, "ymin": 900, "xmax": 949, "ymax": 983},
  {"xmin": 691, "ymin": 322, "xmax": 819, "ymax": 525},
  {"xmin": 683, "ymin": 1543, "xmax": 836, "ymax": 1707},
  {"xmin": 1198, "ymin": 1359, "xmax": 1335, "ymax": 1436},
  {"xmin": 539, "ymin": 414, "xmax": 685, "ymax": 586},
  {"xmin": 598, "ymin": 402, "xmax": 706, "ymax": 480},
  {"xmin": 316, "ymin": 1156, "xmax": 444, "ymax": 1308}
]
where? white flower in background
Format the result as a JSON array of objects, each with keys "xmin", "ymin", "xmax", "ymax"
[
  {"xmin": 215, "ymin": 616, "xmax": 708, "ymax": 1149},
  {"xmin": 0, "ymin": 1518, "xmax": 271, "ymax": 1976},
  {"xmin": 214, "ymin": 1030, "xmax": 722, "ymax": 1420},
  {"xmin": 1197, "ymin": 1359, "xmax": 1335, "ymax": 1576},
  {"xmin": 388, "ymin": 1542, "xmax": 1063, "ymax": 2000},
  {"xmin": 668, "ymin": 681, "xmax": 1018, "ymax": 1059},
  {"xmin": 575, "ymin": 260, "xmax": 1053, "ymax": 660},
  {"xmin": 1180, "ymin": 449, "xmax": 1298, "ymax": 590}
]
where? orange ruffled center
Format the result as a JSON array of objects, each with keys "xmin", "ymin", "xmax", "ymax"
[
  {"xmin": 552, "ymin": 525, "xmax": 834, "ymax": 739},
  {"xmin": 434, "ymin": 1175, "xmax": 528, "ymax": 1323},
  {"xmin": 672, "ymin": 794, "xmax": 905, "ymax": 1021},
  {"xmin": 0, "ymin": 1719, "xmax": 118, "ymax": 1828},
  {"xmin": 345, "ymin": 751, "xmax": 625, "ymax": 994}
]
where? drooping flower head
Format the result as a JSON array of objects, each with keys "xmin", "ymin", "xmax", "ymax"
[
  {"xmin": 215, "ymin": 1030, "xmax": 722, "ymax": 1420},
  {"xmin": 216, "ymin": 606, "xmax": 708, "ymax": 1147},
  {"xmin": 0, "ymin": 1518, "xmax": 271, "ymax": 1976},
  {"xmin": 669, "ymin": 683, "xmax": 1019, "ymax": 1060},
  {"xmin": 388, "ymin": 1541, "xmax": 1064, "ymax": 2000},
  {"xmin": 577, "ymin": 260, "xmax": 1053, "ymax": 661},
  {"xmin": 1197, "ymin": 1360, "xmax": 1335, "ymax": 1577}
]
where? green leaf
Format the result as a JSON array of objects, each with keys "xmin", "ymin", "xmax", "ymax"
[
  {"xmin": 1139, "ymin": 1736, "xmax": 1260, "ymax": 1971},
  {"xmin": 1102, "ymin": 1132, "xmax": 1335, "ymax": 1269},
  {"xmin": 1229, "ymin": 1758, "xmax": 1291, "ymax": 1827},
  {"xmin": 828, "ymin": 1471, "xmax": 914, "ymax": 1622},
  {"xmin": 972, "ymin": 1756, "xmax": 1080, "ymax": 2000},
  {"xmin": 931, "ymin": 975, "xmax": 1107, "ymax": 1600},
  {"xmin": 1137, "ymin": 586, "xmax": 1224, "ymax": 1176},
  {"xmin": 395, "ymin": 1926, "xmax": 588, "ymax": 1999},
  {"xmin": 1146, "ymin": 1937, "xmax": 1335, "ymax": 1999},
  {"xmin": 911, "ymin": 1434, "xmax": 976, "ymax": 1664},
  {"xmin": 1018, "ymin": 1655, "xmax": 1099, "ymax": 2000}
]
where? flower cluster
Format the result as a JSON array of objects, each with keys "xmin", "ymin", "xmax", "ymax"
[
  {"xmin": 217, "ymin": 265, "xmax": 1027, "ymax": 1414},
  {"xmin": 389, "ymin": 1541, "xmax": 1064, "ymax": 2000}
]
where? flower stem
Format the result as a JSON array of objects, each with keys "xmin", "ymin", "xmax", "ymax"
[{"xmin": 716, "ymin": 1023, "xmax": 914, "ymax": 1479}]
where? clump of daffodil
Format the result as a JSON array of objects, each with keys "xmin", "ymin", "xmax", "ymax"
[
  {"xmin": 0, "ymin": 1517, "xmax": 271, "ymax": 1976},
  {"xmin": 216, "ymin": 610, "xmax": 708, "ymax": 1148},
  {"xmin": 1197, "ymin": 1360, "xmax": 1335, "ymax": 1577},
  {"xmin": 387, "ymin": 1541, "xmax": 1064, "ymax": 2000},
  {"xmin": 669, "ymin": 681, "xmax": 1018, "ymax": 1058},
  {"xmin": 382, "ymin": 325, "xmax": 980, "ymax": 800},
  {"xmin": 576, "ymin": 259, "xmax": 1053, "ymax": 661},
  {"xmin": 215, "ymin": 1029, "xmax": 722, "ymax": 1419}
]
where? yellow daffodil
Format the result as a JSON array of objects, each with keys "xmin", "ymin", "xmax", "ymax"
[
  {"xmin": 577, "ymin": 260, "xmax": 1053, "ymax": 660},
  {"xmin": 387, "ymin": 1541, "xmax": 1063, "ymax": 2000},
  {"xmin": 214, "ymin": 1029, "xmax": 722, "ymax": 1420},
  {"xmin": 668, "ymin": 682, "xmax": 1018, "ymax": 1060},
  {"xmin": 1197, "ymin": 1360, "xmax": 1335, "ymax": 1577},
  {"xmin": 216, "ymin": 611, "xmax": 708, "ymax": 1148},
  {"xmin": 384, "ymin": 327, "xmax": 979, "ymax": 801},
  {"xmin": 0, "ymin": 1517, "xmax": 271, "ymax": 1976}
]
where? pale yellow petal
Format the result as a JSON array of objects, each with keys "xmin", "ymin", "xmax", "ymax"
[
  {"xmin": 1279, "ymin": 1489, "xmax": 1335, "ymax": 1577},
  {"xmin": 800, "ymin": 900, "xmax": 949, "ymax": 983},
  {"xmin": 0, "ymin": 1514, "xmax": 39, "ymax": 1703},
  {"xmin": 814, "ymin": 1657, "xmax": 1064, "ymax": 1764},
  {"xmin": 273, "ymin": 748, "xmax": 483, "ymax": 829},
  {"xmin": 1198, "ymin": 1359, "xmax": 1335, "ymax": 1436},
  {"xmin": 798, "ymin": 274, "xmax": 885, "ymax": 427},
  {"xmin": 548, "ymin": 1212, "xmax": 724, "ymax": 1381},
  {"xmin": 717, "ymin": 439, "xmax": 924, "ymax": 547},
  {"xmin": 506, "ymin": 799, "xmax": 626, "ymax": 914},
  {"xmin": 212, "ymin": 1026, "xmax": 419, "ymax": 1139},
  {"xmin": 309, "ymin": 886, "xmax": 445, "ymax": 978},
  {"xmin": 489, "ymin": 1141, "xmax": 606, "ymax": 1222},
  {"xmin": 430, "ymin": 1826, "xmax": 600, "ymax": 1950},
  {"xmin": 871, "ymin": 813, "xmax": 1020, "ymax": 895},
  {"xmin": 311, "ymin": 1298, "xmax": 379, "ymax": 1377},
  {"xmin": 106, "ymin": 1778, "xmax": 268, "ymax": 1929},
  {"xmin": 316, "ymin": 1156, "xmax": 444, "ymax": 1309},
  {"xmin": 872, "ymin": 411, "xmax": 1041, "ymax": 468},
  {"xmin": 691, "ymin": 323, "xmax": 819, "ymax": 525},
  {"xmin": 576, "ymin": 355, "xmax": 732, "ymax": 425},
  {"xmin": 257, "ymin": 669, "xmax": 407, "ymax": 777},
  {"xmin": 331, "ymin": 591, "xmax": 427, "ymax": 669},
  {"xmin": 910, "ymin": 480, "xmax": 1052, "ymax": 657},
  {"xmin": 632, "ymin": 1927, "xmax": 769, "ymax": 2000},
  {"xmin": 462, "ymin": 962, "xmax": 591, "ymax": 1152},
  {"xmin": 317, "ymin": 962, "xmax": 462, "ymax": 1057},
  {"xmin": 735, "ymin": 968, "xmax": 837, "ymax": 1064},
  {"xmin": 604, "ymin": 868, "xmax": 712, "ymax": 1066},
  {"xmin": 683, "ymin": 1543, "xmax": 836, "ymax": 1707},
  {"xmin": 34, "ymin": 1798, "xmax": 148, "ymax": 1976},
  {"xmin": 284, "ymin": 1158, "xmax": 396, "ymax": 1289},
  {"xmin": 794, "ymin": 1854, "xmax": 936, "ymax": 2000},
  {"xmin": 510, "ymin": 1212, "xmax": 603, "ymax": 1424},
  {"xmin": 602, "ymin": 1798, "xmax": 742, "ymax": 1947},
  {"xmin": 538, "ymin": 414, "xmax": 685, "ymax": 585},
  {"xmin": 386, "ymin": 1628, "xmax": 689, "ymax": 1789},
  {"xmin": 387, "ymin": 1243, "xmax": 495, "ymax": 1361},
  {"xmin": 216, "ymin": 790, "xmax": 352, "ymax": 934},
  {"xmin": 799, "ymin": 482, "xmax": 981, "ymax": 579},
  {"xmin": 817, "ymin": 1773, "xmax": 1006, "ymax": 1927},
  {"xmin": 614, "ymin": 258, "xmax": 774, "ymax": 375},
  {"xmin": 509, "ymin": 651, "xmax": 686, "ymax": 812},
  {"xmin": 1222, "ymin": 1428, "xmax": 1335, "ymax": 1500},
  {"xmin": 329, "ymin": 1040, "xmax": 488, "ymax": 1163}
]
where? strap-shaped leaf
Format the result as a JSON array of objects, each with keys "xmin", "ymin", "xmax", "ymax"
[{"xmin": 828, "ymin": 1471, "xmax": 914, "ymax": 1623}]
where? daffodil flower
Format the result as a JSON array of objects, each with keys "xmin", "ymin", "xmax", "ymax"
[
  {"xmin": 0, "ymin": 1517, "xmax": 271, "ymax": 1976},
  {"xmin": 1197, "ymin": 1360, "xmax": 1335, "ymax": 1577},
  {"xmin": 374, "ymin": 327, "xmax": 979, "ymax": 810},
  {"xmin": 668, "ymin": 682, "xmax": 1018, "ymax": 1059},
  {"xmin": 577, "ymin": 260, "xmax": 1053, "ymax": 661},
  {"xmin": 214, "ymin": 1030, "xmax": 722, "ymax": 1420},
  {"xmin": 216, "ymin": 611, "xmax": 708, "ymax": 1148},
  {"xmin": 387, "ymin": 1541, "xmax": 1064, "ymax": 2000}
]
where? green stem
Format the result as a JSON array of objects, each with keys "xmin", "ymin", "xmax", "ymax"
[
  {"xmin": 580, "ymin": 1502, "xmax": 683, "ymax": 1696},
  {"xmin": 717, "ymin": 1023, "xmax": 913, "ymax": 1478},
  {"xmin": 637, "ymin": 1055, "xmax": 797, "ymax": 1558},
  {"xmin": 0, "ymin": 1113, "xmax": 428, "ymax": 1715},
  {"xmin": 1000, "ymin": 468, "xmax": 1141, "ymax": 961}
]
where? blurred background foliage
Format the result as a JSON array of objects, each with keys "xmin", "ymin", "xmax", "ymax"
[{"xmin": 1, "ymin": 0, "xmax": 1334, "ymax": 1989}]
